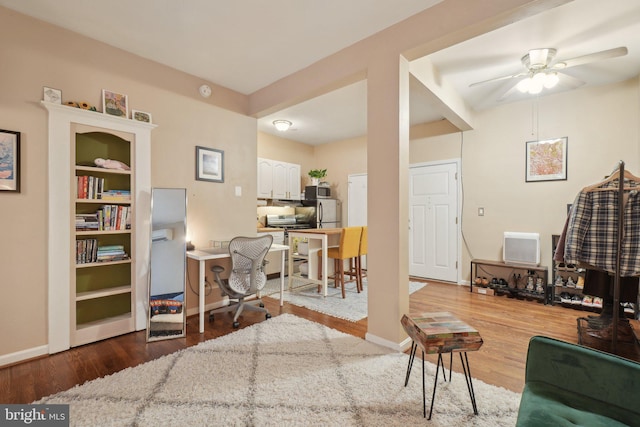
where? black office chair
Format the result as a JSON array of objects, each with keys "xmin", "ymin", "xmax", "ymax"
[{"xmin": 208, "ymin": 235, "xmax": 273, "ymax": 328}]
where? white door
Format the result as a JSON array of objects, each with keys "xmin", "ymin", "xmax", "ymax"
[
  {"xmin": 348, "ymin": 174, "xmax": 367, "ymax": 269},
  {"xmin": 348, "ymin": 174, "xmax": 367, "ymax": 226},
  {"xmin": 409, "ymin": 161, "xmax": 458, "ymax": 282}
]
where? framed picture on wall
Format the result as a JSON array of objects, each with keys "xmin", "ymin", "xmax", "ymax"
[
  {"xmin": 0, "ymin": 129, "xmax": 21, "ymax": 192},
  {"xmin": 525, "ymin": 137, "xmax": 568, "ymax": 182},
  {"xmin": 196, "ymin": 146, "xmax": 224, "ymax": 183},
  {"xmin": 102, "ymin": 89, "xmax": 128, "ymax": 118}
]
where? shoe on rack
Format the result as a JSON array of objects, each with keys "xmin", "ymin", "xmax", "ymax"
[
  {"xmin": 571, "ymin": 295, "xmax": 583, "ymax": 305},
  {"xmin": 593, "ymin": 297, "xmax": 603, "ymax": 309},
  {"xmin": 566, "ymin": 277, "xmax": 576, "ymax": 288},
  {"xmin": 560, "ymin": 292, "xmax": 572, "ymax": 304},
  {"xmin": 582, "ymin": 295, "xmax": 593, "ymax": 307}
]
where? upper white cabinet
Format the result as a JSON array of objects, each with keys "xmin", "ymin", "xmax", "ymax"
[{"xmin": 257, "ymin": 158, "xmax": 301, "ymax": 200}]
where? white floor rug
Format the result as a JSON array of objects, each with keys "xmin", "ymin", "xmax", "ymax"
[
  {"xmin": 261, "ymin": 278, "xmax": 426, "ymax": 322},
  {"xmin": 38, "ymin": 314, "xmax": 520, "ymax": 426}
]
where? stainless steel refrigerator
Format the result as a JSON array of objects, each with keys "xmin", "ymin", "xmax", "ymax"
[{"xmin": 297, "ymin": 199, "xmax": 341, "ymax": 228}]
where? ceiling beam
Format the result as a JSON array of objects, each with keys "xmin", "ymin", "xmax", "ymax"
[{"xmin": 409, "ymin": 57, "xmax": 474, "ymax": 131}]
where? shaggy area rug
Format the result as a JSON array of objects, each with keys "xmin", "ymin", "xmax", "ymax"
[
  {"xmin": 38, "ymin": 314, "xmax": 520, "ymax": 426},
  {"xmin": 261, "ymin": 279, "xmax": 426, "ymax": 322}
]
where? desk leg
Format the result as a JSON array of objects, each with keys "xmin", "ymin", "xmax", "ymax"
[
  {"xmin": 322, "ymin": 235, "xmax": 328, "ymax": 297},
  {"xmin": 288, "ymin": 245, "xmax": 293, "ymax": 291},
  {"xmin": 199, "ymin": 259, "xmax": 205, "ymax": 333},
  {"xmin": 280, "ymin": 250, "xmax": 285, "ymax": 306}
]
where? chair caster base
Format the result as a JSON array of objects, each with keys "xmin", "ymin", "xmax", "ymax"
[
  {"xmin": 232, "ymin": 321, "xmax": 240, "ymax": 328},
  {"xmin": 259, "ymin": 302, "xmax": 265, "ymax": 308},
  {"xmin": 209, "ymin": 314, "xmax": 214, "ymax": 322},
  {"xmin": 266, "ymin": 313, "xmax": 272, "ymax": 319}
]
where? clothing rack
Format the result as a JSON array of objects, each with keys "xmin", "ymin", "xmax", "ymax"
[{"xmin": 612, "ymin": 160, "xmax": 624, "ymax": 354}]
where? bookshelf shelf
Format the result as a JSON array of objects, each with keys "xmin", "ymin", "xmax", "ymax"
[
  {"xmin": 76, "ymin": 285, "xmax": 131, "ymax": 301},
  {"xmin": 75, "ymin": 259, "xmax": 132, "ymax": 269},
  {"xmin": 75, "ymin": 165, "xmax": 131, "ymax": 175},
  {"xmin": 75, "ymin": 199, "xmax": 132, "ymax": 205}
]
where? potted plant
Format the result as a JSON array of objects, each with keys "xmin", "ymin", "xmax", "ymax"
[{"xmin": 308, "ymin": 169, "xmax": 327, "ymax": 185}]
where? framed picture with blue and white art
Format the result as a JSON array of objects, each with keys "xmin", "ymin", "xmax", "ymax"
[
  {"xmin": 0, "ymin": 129, "xmax": 20, "ymax": 192},
  {"xmin": 195, "ymin": 146, "xmax": 224, "ymax": 183}
]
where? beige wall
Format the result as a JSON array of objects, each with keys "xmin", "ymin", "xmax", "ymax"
[
  {"xmin": 0, "ymin": 9, "xmax": 256, "ymax": 358},
  {"xmin": 411, "ymin": 78, "xmax": 640, "ymax": 282}
]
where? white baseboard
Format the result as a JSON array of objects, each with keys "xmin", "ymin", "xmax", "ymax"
[
  {"xmin": 365, "ymin": 332, "xmax": 413, "ymax": 352},
  {"xmin": 0, "ymin": 345, "xmax": 48, "ymax": 368}
]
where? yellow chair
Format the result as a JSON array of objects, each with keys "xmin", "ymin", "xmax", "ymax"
[{"xmin": 326, "ymin": 226, "xmax": 362, "ymax": 298}]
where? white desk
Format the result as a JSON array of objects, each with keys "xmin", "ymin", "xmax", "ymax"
[
  {"xmin": 288, "ymin": 229, "xmax": 341, "ymax": 297},
  {"xmin": 187, "ymin": 243, "xmax": 289, "ymax": 333}
]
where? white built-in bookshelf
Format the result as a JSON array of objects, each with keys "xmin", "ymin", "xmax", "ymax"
[{"xmin": 43, "ymin": 102, "xmax": 156, "ymax": 352}]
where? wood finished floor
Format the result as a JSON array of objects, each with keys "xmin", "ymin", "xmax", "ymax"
[{"xmin": 1, "ymin": 280, "xmax": 592, "ymax": 403}]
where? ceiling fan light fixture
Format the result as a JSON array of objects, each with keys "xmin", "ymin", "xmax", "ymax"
[
  {"xmin": 517, "ymin": 77, "xmax": 532, "ymax": 93},
  {"xmin": 273, "ymin": 120, "xmax": 292, "ymax": 131},
  {"xmin": 544, "ymin": 72, "xmax": 559, "ymax": 89}
]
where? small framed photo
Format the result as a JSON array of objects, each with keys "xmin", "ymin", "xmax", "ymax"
[
  {"xmin": 102, "ymin": 89, "xmax": 128, "ymax": 118},
  {"xmin": 131, "ymin": 110, "xmax": 152, "ymax": 123},
  {"xmin": 525, "ymin": 137, "xmax": 568, "ymax": 182},
  {"xmin": 196, "ymin": 146, "xmax": 224, "ymax": 183},
  {"xmin": 0, "ymin": 129, "xmax": 21, "ymax": 192},
  {"xmin": 43, "ymin": 87, "xmax": 62, "ymax": 104}
]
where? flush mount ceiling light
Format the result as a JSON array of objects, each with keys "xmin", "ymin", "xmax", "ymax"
[{"xmin": 273, "ymin": 120, "xmax": 292, "ymax": 131}]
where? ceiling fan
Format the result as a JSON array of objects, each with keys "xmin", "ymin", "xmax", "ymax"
[{"xmin": 470, "ymin": 46, "xmax": 628, "ymax": 95}]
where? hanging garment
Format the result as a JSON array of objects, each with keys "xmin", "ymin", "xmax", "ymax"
[{"xmin": 564, "ymin": 179, "xmax": 640, "ymax": 277}]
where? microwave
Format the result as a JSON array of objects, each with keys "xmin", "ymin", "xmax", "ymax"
[{"xmin": 305, "ymin": 185, "xmax": 331, "ymax": 200}]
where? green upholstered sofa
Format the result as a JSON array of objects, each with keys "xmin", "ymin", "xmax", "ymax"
[{"xmin": 516, "ymin": 336, "xmax": 640, "ymax": 427}]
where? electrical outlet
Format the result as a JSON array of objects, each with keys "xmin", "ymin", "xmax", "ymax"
[{"xmin": 478, "ymin": 207, "xmax": 485, "ymax": 216}]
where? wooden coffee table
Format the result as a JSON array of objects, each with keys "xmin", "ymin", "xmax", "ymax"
[{"xmin": 401, "ymin": 312, "xmax": 483, "ymax": 419}]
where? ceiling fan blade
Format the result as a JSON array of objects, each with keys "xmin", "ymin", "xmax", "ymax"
[
  {"xmin": 553, "ymin": 46, "xmax": 628, "ymax": 69},
  {"xmin": 469, "ymin": 71, "xmax": 526, "ymax": 87}
]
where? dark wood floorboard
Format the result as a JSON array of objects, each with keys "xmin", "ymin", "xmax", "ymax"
[{"xmin": 0, "ymin": 280, "xmax": 629, "ymax": 403}]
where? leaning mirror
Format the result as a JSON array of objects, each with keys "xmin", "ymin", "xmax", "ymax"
[{"xmin": 147, "ymin": 188, "xmax": 187, "ymax": 341}]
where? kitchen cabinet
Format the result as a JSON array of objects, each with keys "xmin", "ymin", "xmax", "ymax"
[{"xmin": 257, "ymin": 158, "xmax": 300, "ymax": 200}]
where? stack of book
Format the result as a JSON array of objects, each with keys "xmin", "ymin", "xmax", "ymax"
[
  {"xmin": 101, "ymin": 190, "xmax": 131, "ymax": 202},
  {"xmin": 96, "ymin": 244, "xmax": 128, "ymax": 262},
  {"xmin": 75, "ymin": 213, "xmax": 100, "ymax": 231}
]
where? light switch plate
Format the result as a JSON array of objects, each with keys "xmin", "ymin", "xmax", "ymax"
[{"xmin": 235, "ymin": 186, "xmax": 242, "ymax": 197}]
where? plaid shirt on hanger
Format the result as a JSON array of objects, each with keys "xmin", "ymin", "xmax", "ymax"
[{"xmin": 564, "ymin": 179, "xmax": 640, "ymax": 277}]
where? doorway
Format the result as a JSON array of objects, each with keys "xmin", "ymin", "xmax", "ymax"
[{"xmin": 409, "ymin": 160, "xmax": 460, "ymax": 282}]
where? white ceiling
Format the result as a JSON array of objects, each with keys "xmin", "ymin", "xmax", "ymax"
[{"xmin": 2, "ymin": 0, "xmax": 640, "ymax": 145}]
